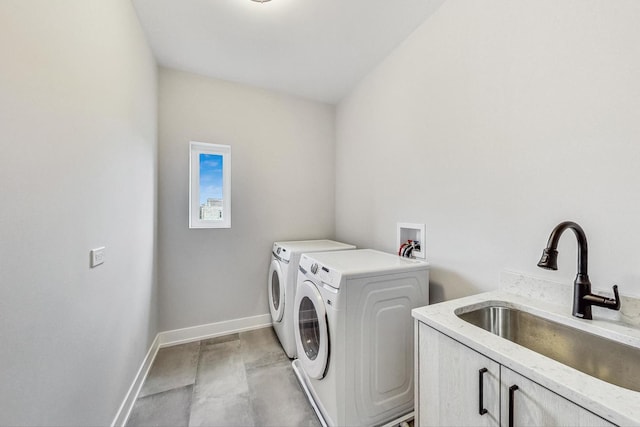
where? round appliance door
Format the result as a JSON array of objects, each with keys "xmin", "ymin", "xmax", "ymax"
[
  {"xmin": 268, "ymin": 259, "xmax": 285, "ymax": 322},
  {"xmin": 294, "ymin": 280, "xmax": 329, "ymax": 379}
]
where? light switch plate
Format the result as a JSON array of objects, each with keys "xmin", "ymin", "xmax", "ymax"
[{"xmin": 90, "ymin": 247, "xmax": 105, "ymax": 268}]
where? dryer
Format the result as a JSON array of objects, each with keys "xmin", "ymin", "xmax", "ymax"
[
  {"xmin": 269, "ymin": 240, "xmax": 355, "ymax": 358},
  {"xmin": 292, "ymin": 249, "xmax": 429, "ymax": 427}
]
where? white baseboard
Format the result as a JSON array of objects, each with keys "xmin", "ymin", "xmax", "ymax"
[
  {"xmin": 111, "ymin": 334, "xmax": 161, "ymax": 427},
  {"xmin": 111, "ymin": 313, "xmax": 272, "ymax": 427},
  {"xmin": 158, "ymin": 313, "xmax": 272, "ymax": 347}
]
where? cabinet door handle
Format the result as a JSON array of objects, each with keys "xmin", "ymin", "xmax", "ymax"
[
  {"xmin": 478, "ymin": 368, "xmax": 488, "ymax": 415},
  {"xmin": 509, "ymin": 385, "xmax": 519, "ymax": 427}
]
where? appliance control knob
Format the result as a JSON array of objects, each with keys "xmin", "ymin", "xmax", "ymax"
[{"xmin": 311, "ymin": 263, "xmax": 319, "ymax": 274}]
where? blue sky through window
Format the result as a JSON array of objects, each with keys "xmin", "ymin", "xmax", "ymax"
[{"xmin": 199, "ymin": 153, "xmax": 223, "ymax": 205}]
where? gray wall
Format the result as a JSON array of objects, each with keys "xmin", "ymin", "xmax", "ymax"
[
  {"xmin": 336, "ymin": 0, "xmax": 640, "ymax": 302},
  {"xmin": 0, "ymin": 1, "xmax": 158, "ymax": 425},
  {"xmin": 158, "ymin": 68, "xmax": 336, "ymax": 331}
]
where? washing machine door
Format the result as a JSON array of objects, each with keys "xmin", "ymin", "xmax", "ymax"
[
  {"xmin": 294, "ymin": 280, "xmax": 329, "ymax": 380},
  {"xmin": 268, "ymin": 259, "xmax": 285, "ymax": 322}
]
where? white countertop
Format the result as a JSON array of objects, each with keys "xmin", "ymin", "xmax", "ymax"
[{"xmin": 412, "ymin": 271, "xmax": 640, "ymax": 426}]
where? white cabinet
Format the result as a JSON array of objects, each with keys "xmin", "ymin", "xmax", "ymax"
[
  {"xmin": 417, "ymin": 323, "xmax": 614, "ymax": 427},
  {"xmin": 501, "ymin": 367, "xmax": 614, "ymax": 427},
  {"xmin": 418, "ymin": 323, "xmax": 499, "ymax": 426}
]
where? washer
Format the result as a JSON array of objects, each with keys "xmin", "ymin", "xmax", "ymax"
[
  {"xmin": 269, "ymin": 240, "xmax": 355, "ymax": 358},
  {"xmin": 292, "ymin": 249, "xmax": 429, "ymax": 427}
]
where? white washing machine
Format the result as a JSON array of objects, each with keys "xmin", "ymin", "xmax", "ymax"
[
  {"xmin": 292, "ymin": 249, "xmax": 429, "ymax": 427},
  {"xmin": 269, "ymin": 240, "xmax": 356, "ymax": 358}
]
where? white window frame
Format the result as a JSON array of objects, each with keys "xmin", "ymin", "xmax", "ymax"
[{"xmin": 189, "ymin": 141, "xmax": 231, "ymax": 229}]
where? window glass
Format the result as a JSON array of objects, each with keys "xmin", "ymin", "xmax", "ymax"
[{"xmin": 198, "ymin": 153, "xmax": 224, "ymax": 221}]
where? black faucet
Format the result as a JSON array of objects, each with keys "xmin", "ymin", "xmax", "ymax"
[{"xmin": 537, "ymin": 221, "xmax": 620, "ymax": 320}]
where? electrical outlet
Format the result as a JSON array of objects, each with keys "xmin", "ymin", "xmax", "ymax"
[{"xmin": 90, "ymin": 247, "xmax": 105, "ymax": 268}]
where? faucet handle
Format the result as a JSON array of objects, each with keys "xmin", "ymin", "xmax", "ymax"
[
  {"xmin": 611, "ymin": 285, "xmax": 621, "ymax": 310},
  {"xmin": 582, "ymin": 285, "xmax": 621, "ymax": 311}
]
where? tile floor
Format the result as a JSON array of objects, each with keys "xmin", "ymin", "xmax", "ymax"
[{"xmin": 126, "ymin": 327, "xmax": 321, "ymax": 427}]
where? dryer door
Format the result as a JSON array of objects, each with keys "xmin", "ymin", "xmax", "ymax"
[
  {"xmin": 294, "ymin": 280, "xmax": 329, "ymax": 379},
  {"xmin": 268, "ymin": 259, "xmax": 285, "ymax": 322}
]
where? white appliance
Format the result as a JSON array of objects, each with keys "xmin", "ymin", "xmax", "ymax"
[
  {"xmin": 269, "ymin": 240, "xmax": 356, "ymax": 358},
  {"xmin": 292, "ymin": 249, "xmax": 429, "ymax": 427}
]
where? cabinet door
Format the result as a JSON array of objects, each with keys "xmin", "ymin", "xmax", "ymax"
[
  {"xmin": 417, "ymin": 323, "xmax": 500, "ymax": 427},
  {"xmin": 501, "ymin": 367, "xmax": 615, "ymax": 427}
]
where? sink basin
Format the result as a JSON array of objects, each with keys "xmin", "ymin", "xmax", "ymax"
[{"xmin": 457, "ymin": 304, "xmax": 640, "ymax": 392}]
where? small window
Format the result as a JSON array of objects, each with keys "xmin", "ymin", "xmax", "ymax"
[{"xmin": 189, "ymin": 141, "xmax": 231, "ymax": 229}]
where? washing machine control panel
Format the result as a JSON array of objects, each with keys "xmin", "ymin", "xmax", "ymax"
[
  {"xmin": 272, "ymin": 243, "xmax": 291, "ymax": 262},
  {"xmin": 299, "ymin": 255, "xmax": 342, "ymax": 289}
]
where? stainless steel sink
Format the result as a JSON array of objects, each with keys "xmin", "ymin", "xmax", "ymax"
[{"xmin": 457, "ymin": 304, "xmax": 640, "ymax": 392}]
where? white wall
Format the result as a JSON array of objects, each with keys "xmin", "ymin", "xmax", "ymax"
[
  {"xmin": 158, "ymin": 68, "xmax": 336, "ymax": 331},
  {"xmin": 0, "ymin": 1, "xmax": 157, "ymax": 425},
  {"xmin": 336, "ymin": 1, "xmax": 640, "ymax": 303}
]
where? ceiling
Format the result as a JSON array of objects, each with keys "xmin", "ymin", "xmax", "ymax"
[{"xmin": 131, "ymin": 0, "xmax": 445, "ymax": 104}]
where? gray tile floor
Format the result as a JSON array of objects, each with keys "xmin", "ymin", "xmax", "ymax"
[{"xmin": 126, "ymin": 327, "xmax": 321, "ymax": 427}]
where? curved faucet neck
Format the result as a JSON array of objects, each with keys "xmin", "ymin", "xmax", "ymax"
[{"xmin": 545, "ymin": 221, "xmax": 589, "ymax": 275}]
